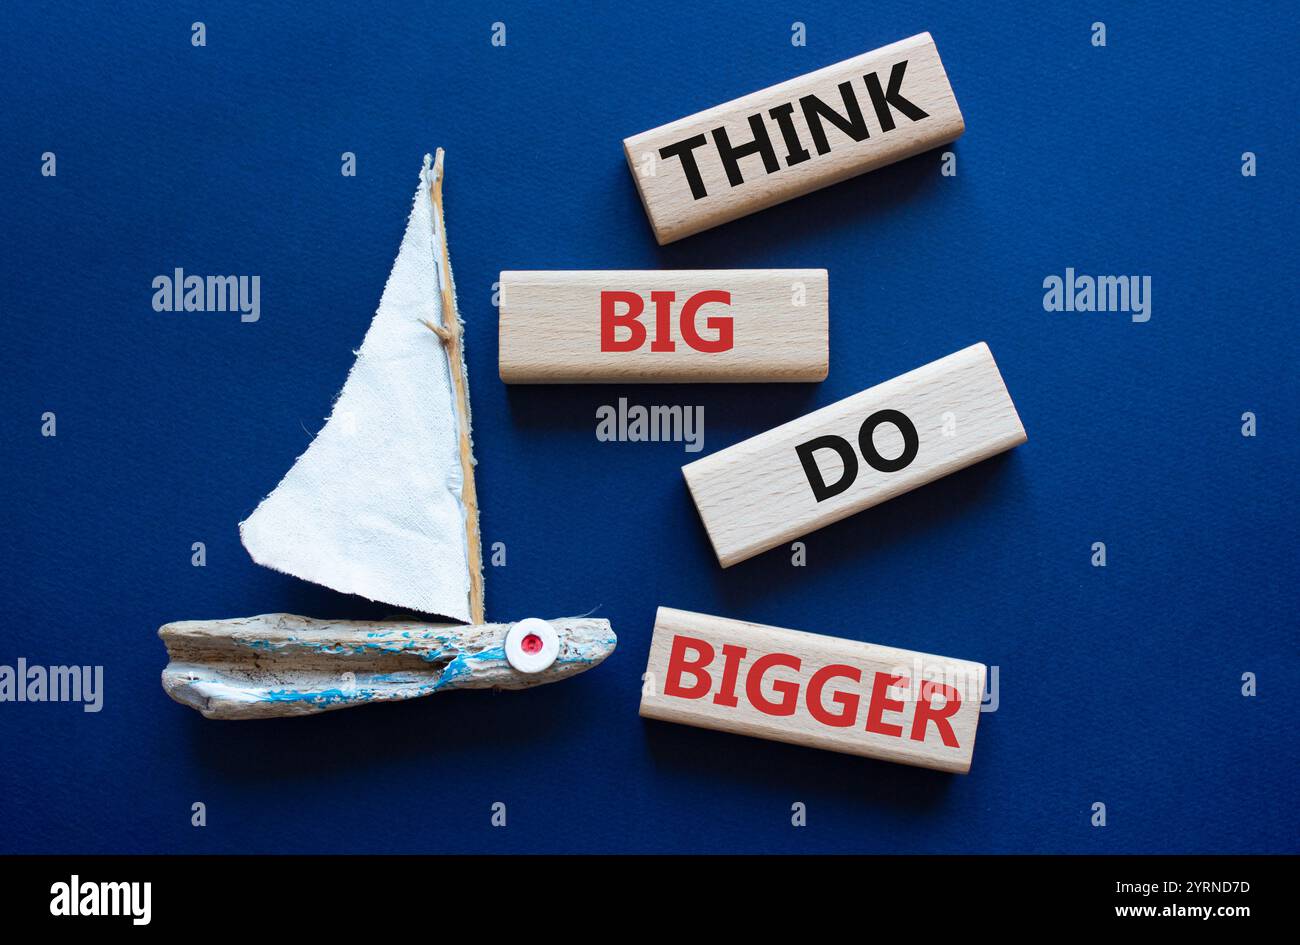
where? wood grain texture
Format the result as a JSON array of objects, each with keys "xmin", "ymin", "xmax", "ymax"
[
  {"xmin": 640, "ymin": 607, "xmax": 985, "ymax": 773},
  {"xmin": 623, "ymin": 32, "xmax": 964, "ymax": 244},
  {"xmin": 682, "ymin": 342, "xmax": 1026, "ymax": 566},
  {"xmin": 499, "ymin": 269, "xmax": 828, "ymax": 383}
]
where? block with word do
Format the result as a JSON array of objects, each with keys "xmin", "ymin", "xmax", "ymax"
[
  {"xmin": 623, "ymin": 33, "xmax": 964, "ymax": 244},
  {"xmin": 499, "ymin": 269, "xmax": 827, "ymax": 382},
  {"xmin": 682, "ymin": 342, "xmax": 1026, "ymax": 566},
  {"xmin": 640, "ymin": 607, "xmax": 986, "ymax": 772}
]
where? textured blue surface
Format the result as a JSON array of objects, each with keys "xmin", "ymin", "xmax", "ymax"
[{"xmin": 2, "ymin": 1, "xmax": 1296, "ymax": 854}]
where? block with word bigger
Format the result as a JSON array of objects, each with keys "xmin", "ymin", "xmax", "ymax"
[
  {"xmin": 682, "ymin": 343, "xmax": 1026, "ymax": 566},
  {"xmin": 640, "ymin": 607, "xmax": 986, "ymax": 772},
  {"xmin": 623, "ymin": 33, "xmax": 964, "ymax": 244},
  {"xmin": 499, "ymin": 269, "xmax": 827, "ymax": 382}
]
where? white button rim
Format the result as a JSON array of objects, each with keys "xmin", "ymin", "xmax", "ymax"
[{"xmin": 504, "ymin": 618, "xmax": 560, "ymax": 674}]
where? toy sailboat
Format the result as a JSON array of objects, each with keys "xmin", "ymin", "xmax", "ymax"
[{"xmin": 159, "ymin": 152, "xmax": 616, "ymax": 719}]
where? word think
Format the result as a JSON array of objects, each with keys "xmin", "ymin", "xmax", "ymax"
[
  {"xmin": 50, "ymin": 875, "xmax": 150, "ymax": 925},
  {"xmin": 600, "ymin": 289, "xmax": 732, "ymax": 353},
  {"xmin": 659, "ymin": 59, "xmax": 928, "ymax": 199},
  {"xmin": 1042, "ymin": 268, "xmax": 1151, "ymax": 322},
  {"xmin": 152, "ymin": 268, "xmax": 260, "ymax": 323},
  {"xmin": 596, "ymin": 397, "xmax": 704, "ymax": 453},
  {"xmin": 0, "ymin": 659, "xmax": 103, "ymax": 712}
]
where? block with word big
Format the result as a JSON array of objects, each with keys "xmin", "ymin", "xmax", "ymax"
[
  {"xmin": 499, "ymin": 269, "xmax": 827, "ymax": 382},
  {"xmin": 640, "ymin": 608, "xmax": 986, "ymax": 772},
  {"xmin": 682, "ymin": 342, "xmax": 1026, "ymax": 566},
  {"xmin": 623, "ymin": 32, "xmax": 964, "ymax": 244}
]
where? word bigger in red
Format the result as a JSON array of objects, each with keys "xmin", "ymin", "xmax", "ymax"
[
  {"xmin": 662, "ymin": 633, "xmax": 964, "ymax": 747},
  {"xmin": 640, "ymin": 608, "xmax": 985, "ymax": 772}
]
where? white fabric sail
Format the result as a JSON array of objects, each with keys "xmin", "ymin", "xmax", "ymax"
[{"xmin": 240, "ymin": 154, "xmax": 479, "ymax": 623}]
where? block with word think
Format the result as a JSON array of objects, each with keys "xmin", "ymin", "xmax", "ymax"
[
  {"xmin": 623, "ymin": 32, "xmax": 964, "ymax": 244},
  {"xmin": 682, "ymin": 342, "xmax": 1026, "ymax": 566},
  {"xmin": 640, "ymin": 607, "xmax": 986, "ymax": 772},
  {"xmin": 499, "ymin": 269, "xmax": 828, "ymax": 383}
]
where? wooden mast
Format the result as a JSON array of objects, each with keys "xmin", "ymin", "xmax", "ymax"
[{"xmin": 423, "ymin": 149, "xmax": 485, "ymax": 624}]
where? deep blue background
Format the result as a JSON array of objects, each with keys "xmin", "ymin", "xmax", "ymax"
[{"xmin": 2, "ymin": 1, "xmax": 1296, "ymax": 853}]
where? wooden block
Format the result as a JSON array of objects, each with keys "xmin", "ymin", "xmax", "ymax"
[
  {"xmin": 623, "ymin": 32, "xmax": 964, "ymax": 244},
  {"xmin": 640, "ymin": 607, "xmax": 986, "ymax": 773},
  {"xmin": 498, "ymin": 269, "xmax": 828, "ymax": 383},
  {"xmin": 682, "ymin": 342, "xmax": 1026, "ymax": 566}
]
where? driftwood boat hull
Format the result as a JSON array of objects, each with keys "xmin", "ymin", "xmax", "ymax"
[{"xmin": 160, "ymin": 613, "xmax": 616, "ymax": 720}]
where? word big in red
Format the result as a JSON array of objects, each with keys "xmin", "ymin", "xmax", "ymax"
[{"xmin": 600, "ymin": 290, "xmax": 733, "ymax": 354}]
